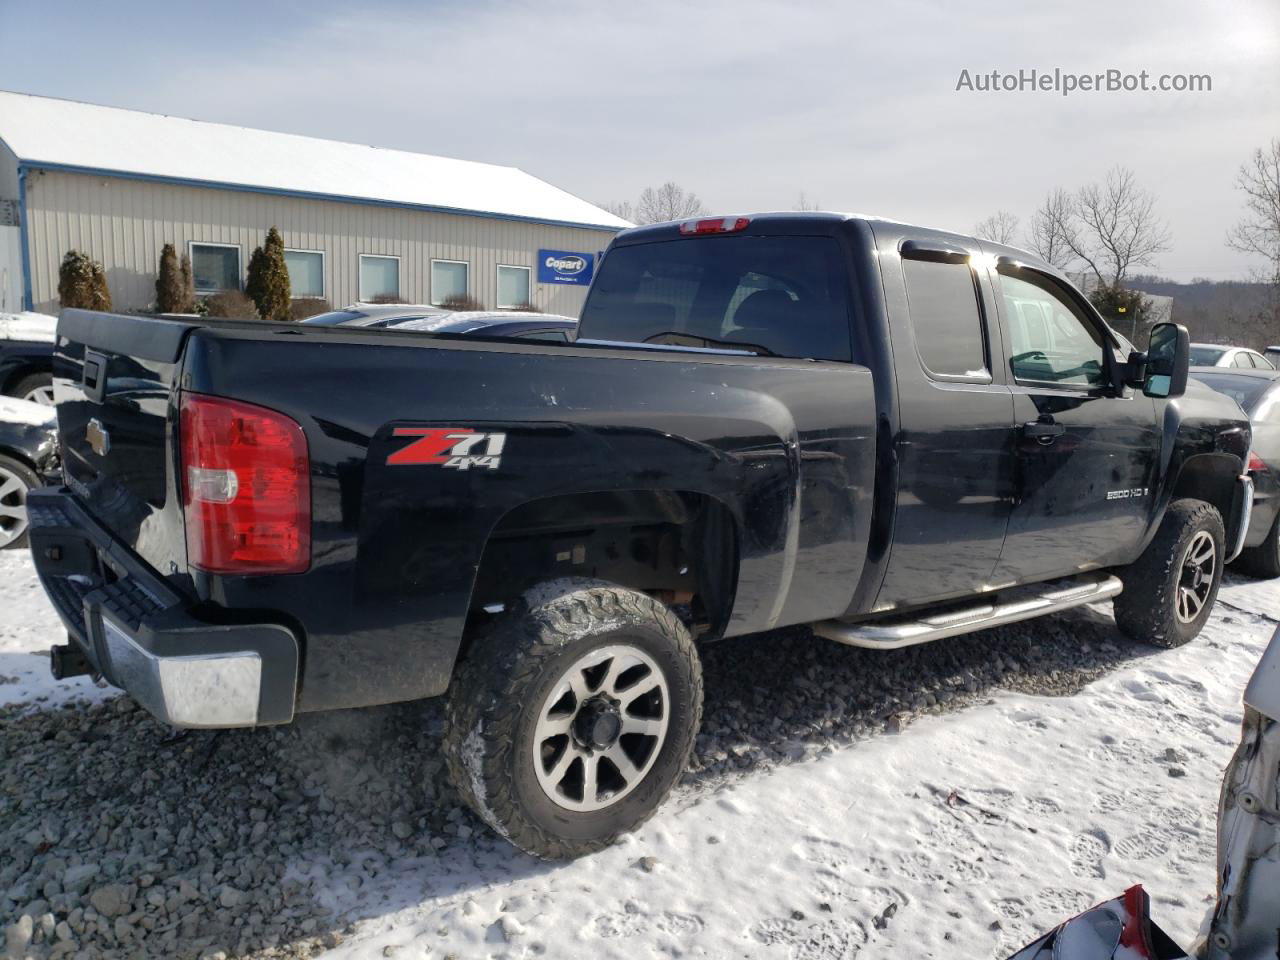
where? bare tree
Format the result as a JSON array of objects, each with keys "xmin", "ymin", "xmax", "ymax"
[
  {"xmin": 972, "ymin": 210, "xmax": 1020, "ymax": 245},
  {"xmin": 1227, "ymin": 138, "xmax": 1280, "ymax": 285},
  {"xmin": 600, "ymin": 199, "xmax": 635, "ymax": 222},
  {"xmin": 1026, "ymin": 189, "xmax": 1076, "ymax": 270},
  {"xmin": 635, "ymin": 182, "xmax": 707, "ymax": 224},
  {"xmin": 1227, "ymin": 138, "xmax": 1280, "ymax": 339},
  {"xmin": 1065, "ymin": 166, "xmax": 1172, "ymax": 286},
  {"xmin": 794, "ymin": 192, "xmax": 821, "ymax": 211}
]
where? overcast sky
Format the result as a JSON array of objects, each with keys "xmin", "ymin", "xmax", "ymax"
[{"xmin": 2, "ymin": 0, "xmax": 1276, "ymax": 281}]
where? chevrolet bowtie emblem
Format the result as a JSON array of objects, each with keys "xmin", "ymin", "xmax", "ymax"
[{"xmin": 86, "ymin": 418, "xmax": 110, "ymax": 457}]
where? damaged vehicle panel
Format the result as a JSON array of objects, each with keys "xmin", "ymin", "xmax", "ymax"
[{"xmin": 1203, "ymin": 624, "xmax": 1280, "ymax": 960}]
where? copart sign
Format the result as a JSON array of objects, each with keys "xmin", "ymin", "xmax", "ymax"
[{"xmin": 537, "ymin": 249, "xmax": 595, "ymax": 286}]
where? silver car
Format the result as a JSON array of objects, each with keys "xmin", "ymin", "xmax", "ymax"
[{"xmin": 1188, "ymin": 343, "xmax": 1276, "ymax": 370}]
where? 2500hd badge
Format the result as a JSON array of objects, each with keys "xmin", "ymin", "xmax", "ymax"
[{"xmin": 1106, "ymin": 487, "xmax": 1150, "ymax": 501}]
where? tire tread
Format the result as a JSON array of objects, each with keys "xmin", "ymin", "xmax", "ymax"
[
  {"xmin": 443, "ymin": 580, "xmax": 701, "ymax": 859},
  {"xmin": 1114, "ymin": 498, "xmax": 1223, "ymax": 647}
]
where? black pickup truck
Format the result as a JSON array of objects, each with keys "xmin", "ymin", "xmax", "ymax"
[{"xmin": 30, "ymin": 213, "xmax": 1252, "ymax": 858}]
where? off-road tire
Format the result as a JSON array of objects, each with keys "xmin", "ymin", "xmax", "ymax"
[
  {"xmin": 443, "ymin": 579, "xmax": 702, "ymax": 859},
  {"xmin": 1235, "ymin": 512, "xmax": 1280, "ymax": 579},
  {"xmin": 1114, "ymin": 498, "xmax": 1224, "ymax": 647}
]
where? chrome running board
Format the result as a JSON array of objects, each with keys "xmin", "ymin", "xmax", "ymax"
[{"xmin": 813, "ymin": 573, "xmax": 1123, "ymax": 650}]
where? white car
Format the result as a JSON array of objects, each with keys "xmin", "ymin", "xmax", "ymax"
[{"xmin": 1189, "ymin": 343, "xmax": 1276, "ymax": 370}]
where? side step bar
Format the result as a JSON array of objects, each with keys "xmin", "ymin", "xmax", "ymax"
[{"xmin": 813, "ymin": 573, "xmax": 1124, "ymax": 650}]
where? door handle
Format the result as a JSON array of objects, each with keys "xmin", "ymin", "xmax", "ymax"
[{"xmin": 1024, "ymin": 418, "xmax": 1065, "ymax": 443}]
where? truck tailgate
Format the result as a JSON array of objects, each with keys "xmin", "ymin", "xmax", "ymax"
[{"xmin": 54, "ymin": 309, "xmax": 196, "ymax": 574}]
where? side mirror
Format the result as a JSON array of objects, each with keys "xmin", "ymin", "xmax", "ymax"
[{"xmin": 1143, "ymin": 322, "xmax": 1190, "ymax": 399}]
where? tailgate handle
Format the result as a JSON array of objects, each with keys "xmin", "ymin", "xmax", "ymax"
[{"xmin": 82, "ymin": 351, "xmax": 108, "ymax": 403}]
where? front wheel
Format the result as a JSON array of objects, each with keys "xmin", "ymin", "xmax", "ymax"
[
  {"xmin": 443, "ymin": 580, "xmax": 702, "ymax": 859},
  {"xmin": 1114, "ymin": 498, "xmax": 1224, "ymax": 647}
]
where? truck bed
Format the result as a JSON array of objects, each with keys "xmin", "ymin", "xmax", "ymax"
[{"xmin": 44, "ymin": 310, "xmax": 876, "ymax": 713}]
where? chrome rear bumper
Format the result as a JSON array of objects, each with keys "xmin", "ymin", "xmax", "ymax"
[
  {"xmin": 28, "ymin": 487, "xmax": 299, "ymax": 728},
  {"xmin": 102, "ymin": 617, "xmax": 268, "ymax": 727}
]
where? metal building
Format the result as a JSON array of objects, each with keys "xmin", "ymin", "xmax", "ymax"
[{"xmin": 0, "ymin": 91, "xmax": 627, "ymax": 316}]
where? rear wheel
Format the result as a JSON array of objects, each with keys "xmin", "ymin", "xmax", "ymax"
[
  {"xmin": 0, "ymin": 454, "xmax": 39, "ymax": 549},
  {"xmin": 11, "ymin": 372, "xmax": 54, "ymax": 407},
  {"xmin": 1235, "ymin": 513, "xmax": 1280, "ymax": 579},
  {"xmin": 1114, "ymin": 498, "xmax": 1224, "ymax": 647},
  {"xmin": 443, "ymin": 580, "xmax": 702, "ymax": 859}
]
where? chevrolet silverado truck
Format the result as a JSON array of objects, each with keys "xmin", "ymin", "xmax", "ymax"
[{"xmin": 29, "ymin": 213, "xmax": 1252, "ymax": 859}]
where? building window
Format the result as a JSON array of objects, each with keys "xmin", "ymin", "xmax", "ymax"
[
  {"xmin": 284, "ymin": 249, "xmax": 324, "ymax": 299},
  {"xmin": 359, "ymin": 255, "xmax": 400, "ymax": 301},
  {"xmin": 431, "ymin": 259, "xmax": 469, "ymax": 306},
  {"xmin": 190, "ymin": 243, "xmax": 240, "ymax": 293},
  {"xmin": 496, "ymin": 265, "xmax": 532, "ymax": 309}
]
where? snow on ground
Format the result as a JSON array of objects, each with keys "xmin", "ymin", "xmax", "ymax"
[
  {"xmin": 1, "ymin": 546, "xmax": 1275, "ymax": 959},
  {"xmin": 323, "ymin": 590, "xmax": 1270, "ymax": 960},
  {"xmin": 0, "ymin": 551, "xmax": 112, "ymax": 710}
]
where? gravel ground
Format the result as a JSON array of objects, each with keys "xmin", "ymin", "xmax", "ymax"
[{"xmin": 0, "ymin": 597, "xmax": 1192, "ymax": 960}]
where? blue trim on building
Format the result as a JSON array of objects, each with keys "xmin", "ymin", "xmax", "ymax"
[
  {"xmin": 17, "ymin": 164, "xmax": 32, "ymax": 311},
  {"xmin": 23, "ymin": 161, "xmax": 624, "ymax": 233}
]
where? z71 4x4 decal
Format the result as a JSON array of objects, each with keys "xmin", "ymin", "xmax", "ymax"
[{"xmin": 387, "ymin": 427, "xmax": 507, "ymax": 471}]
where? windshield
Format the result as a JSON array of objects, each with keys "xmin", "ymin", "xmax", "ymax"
[
  {"xmin": 1189, "ymin": 345, "xmax": 1226, "ymax": 365},
  {"xmin": 579, "ymin": 236, "xmax": 853, "ymax": 361}
]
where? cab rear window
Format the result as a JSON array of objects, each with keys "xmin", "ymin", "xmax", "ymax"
[{"xmin": 579, "ymin": 236, "xmax": 853, "ymax": 361}]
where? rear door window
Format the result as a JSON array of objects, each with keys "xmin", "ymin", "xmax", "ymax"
[
  {"xmin": 579, "ymin": 236, "xmax": 853, "ymax": 361},
  {"xmin": 900, "ymin": 257, "xmax": 989, "ymax": 381}
]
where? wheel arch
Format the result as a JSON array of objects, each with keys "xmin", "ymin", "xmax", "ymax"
[
  {"xmin": 0, "ymin": 354, "xmax": 54, "ymax": 397},
  {"xmin": 467, "ymin": 488, "xmax": 741, "ymax": 644},
  {"xmin": 1169, "ymin": 452, "xmax": 1245, "ymax": 530}
]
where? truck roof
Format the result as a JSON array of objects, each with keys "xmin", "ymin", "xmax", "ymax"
[{"xmin": 611, "ymin": 211, "xmax": 1055, "ymax": 277}]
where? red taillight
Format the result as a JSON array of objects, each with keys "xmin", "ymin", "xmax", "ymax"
[
  {"xmin": 678, "ymin": 216, "xmax": 751, "ymax": 235},
  {"xmin": 180, "ymin": 392, "xmax": 311, "ymax": 574},
  {"xmin": 1248, "ymin": 450, "xmax": 1267, "ymax": 473}
]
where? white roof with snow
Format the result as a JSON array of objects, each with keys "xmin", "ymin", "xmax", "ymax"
[{"xmin": 0, "ymin": 91, "xmax": 629, "ymax": 230}]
